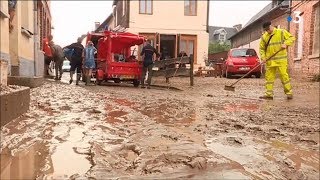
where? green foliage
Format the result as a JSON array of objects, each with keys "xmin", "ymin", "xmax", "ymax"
[{"xmin": 208, "ymin": 42, "xmax": 231, "ymax": 54}]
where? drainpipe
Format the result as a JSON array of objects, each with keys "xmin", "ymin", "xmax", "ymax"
[
  {"xmin": 287, "ymin": 0, "xmax": 292, "ymax": 31},
  {"xmin": 33, "ymin": 0, "xmax": 38, "ymax": 77}
]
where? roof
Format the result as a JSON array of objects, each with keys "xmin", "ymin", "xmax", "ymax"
[
  {"xmin": 94, "ymin": 13, "xmax": 113, "ymax": 33},
  {"xmin": 208, "ymin": 26, "xmax": 238, "ymax": 42},
  {"xmin": 243, "ymin": 3, "xmax": 273, "ymax": 29},
  {"xmin": 228, "ymin": 2, "xmax": 282, "ymax": 40}
]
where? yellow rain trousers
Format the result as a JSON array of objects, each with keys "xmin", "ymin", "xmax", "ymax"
[{"xmin": 259, "ymin": 28, "xmax": 296, "ymax": 97}]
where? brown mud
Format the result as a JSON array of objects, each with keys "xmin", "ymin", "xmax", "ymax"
[{"xmin": 1, "ymin": 76, "xmax": 319, "ymax": 179}]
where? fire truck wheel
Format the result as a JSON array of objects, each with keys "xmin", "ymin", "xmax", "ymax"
[
  {"xmin": 133, "ymin": 80, "xmax": 140, "ymax": 87},
  {"xmin": 97, "ymin": 80, "xmax": 102, "ymax": 85},
  {"xmin": 114, "ymin": 79, "xmax": 121, "ymax": 83}
]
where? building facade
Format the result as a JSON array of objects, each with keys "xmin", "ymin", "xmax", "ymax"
[
  {"xmin": 0, "ymin": 0, "xmax": 51, "ymax": 86},
  {"xmin": 101, "ymin": 0, "xmax": 209, "ymax": 67},
  {"xmin": 229, "ymin": 0, "xmax": 289, "ymax": 59},
  {"xmin": 289, "ymin": 1, "xmax": 319, "ymax": 77},
  {"xmin": 230, "ymin": 0, "xmax": 319, "ymax": 77}
]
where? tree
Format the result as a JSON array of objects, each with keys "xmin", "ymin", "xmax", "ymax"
[{"xmin": 208, "ymin": 42, "xmax": 231, "ymax": 54}]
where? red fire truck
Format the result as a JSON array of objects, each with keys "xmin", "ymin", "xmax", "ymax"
[{"xmin": 86, "ymin": 31, "xmax": 145, "ymax": 87}]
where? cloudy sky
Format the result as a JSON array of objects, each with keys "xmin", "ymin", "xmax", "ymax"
[{"xmin": 51, "ymin": 1, "xmax": 271, "ymax": 47}]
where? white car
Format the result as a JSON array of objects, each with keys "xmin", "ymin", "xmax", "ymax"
[{"xmin": 62, "ymin": 60, "xmax": 71, "ymax": 72}]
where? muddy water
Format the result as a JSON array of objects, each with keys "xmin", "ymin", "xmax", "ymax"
[{"xmin": 1, "ymin": 76, "xmax": 319, "ymax": 179}]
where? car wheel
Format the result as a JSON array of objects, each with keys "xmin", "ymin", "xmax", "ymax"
[
  {"xmin": 96, "ymin": 80, "xmax": 102, "ymax": 85},
  {"xmin": 226, "ymin": 68, "xmax": 232, "ymax": 79},
  {"xmin": 255, "ymin": 72, "xmax": 261, "ymax": 78},
  {"xmin": 133, "ymin": 80, "xmax": 140, "ymax": 87}
]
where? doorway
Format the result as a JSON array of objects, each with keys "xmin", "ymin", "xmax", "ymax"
[
  {"xmin": 160, "ymin": 35, "xmax": 176, "ymax": 60},
  {"xmin": 179, "ymin": 35, "xmax": 197, "ymax": 64}
]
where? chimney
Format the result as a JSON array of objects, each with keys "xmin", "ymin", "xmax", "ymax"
[
  {"xmin": 95, "ymin": 22, "xmax": 101, "ymax": 30},
  {"xmin": 233, "ymin": 24, "xmax": 242, "ymax": 31}
]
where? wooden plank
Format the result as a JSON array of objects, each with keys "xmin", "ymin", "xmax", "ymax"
[
  {"xmin": 165, "ymin": 69, "xmax": 190, "ymax": 77},
  {"xmin": 190, "ymin": 54, "xmax": 194, "ymax": 86},
  {"xmin": 153, "ymin": 57, "xmax": 190, "ymax": 68},
  {"xmin": 152, "ymin": 68, "xmax": 190, "ymax": 77}
]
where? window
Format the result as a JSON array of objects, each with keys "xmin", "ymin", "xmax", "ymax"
[
  {"xmin": 311, "ymin": 4, "xmax": 319, "ymax": 56},
  {"xmin": 139, "ymin": 0, "xmax": 152, "ymax": 14},
  {"xmin": 231, "ymin": 49, "xmax": 257, "ymax": 57},
  {"xmin": 184, "ymin": 0, "xmax": 197, "ymax": 16},
  {"xmin": 219, "ymin": 34, "xmax": 226, "ymax": 42}
]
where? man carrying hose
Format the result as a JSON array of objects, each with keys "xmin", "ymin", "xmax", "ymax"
[{"xmin": 259, "ymin": 21, "xmax": 295, "ymax": 100}]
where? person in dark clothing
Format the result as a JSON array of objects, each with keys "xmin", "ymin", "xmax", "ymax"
[
  {"xmin": 140, "ymin": 40, "xmax": 160, "ymax": 88},
  {"xmin": 65, "ymin": 38, "xmax": 84, "ymax": 85}
]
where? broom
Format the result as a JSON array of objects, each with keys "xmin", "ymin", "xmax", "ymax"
[{"xmin": 224, "ymin": 49, "xmax": 282, "ymax": 91}]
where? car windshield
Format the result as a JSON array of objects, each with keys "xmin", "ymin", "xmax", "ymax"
[
  {"xmin": 63, "ymin": 61, "xmax": 69, "ymax": 65},
  {"xmin": 231, "ymin": 49, "xmax": 257, "ymax": 57}
]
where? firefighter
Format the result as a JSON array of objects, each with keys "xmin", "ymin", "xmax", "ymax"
[
  {"xmin": 259, "ymin": 21, "xmax": 295, "ymax": 100},
  {"xmin": 140, "ymin": 39, "xmax": 160, "ymax": 88}
]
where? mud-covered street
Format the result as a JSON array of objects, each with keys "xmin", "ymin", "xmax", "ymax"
[{"xmin": 1, "ymin": 76, "xmax": 319, "ymax": 179}]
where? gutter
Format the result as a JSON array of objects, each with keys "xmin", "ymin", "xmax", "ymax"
[
  {"xmin": 287, "ymin": 0, "xmax": 292, "ymax": 31},
  {"xmin": 206, "ymin": 0, "xmax": 209, "ymax": 33}
]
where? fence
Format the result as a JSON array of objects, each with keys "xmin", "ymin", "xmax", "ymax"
[{"xmin": 152, "ymin": 55, "xmax": 194, "ymax": 86}]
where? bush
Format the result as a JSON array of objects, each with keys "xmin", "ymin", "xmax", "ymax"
[{"xmin": 208, "ymin": 42, "xmax": 231, "ymax": 54}]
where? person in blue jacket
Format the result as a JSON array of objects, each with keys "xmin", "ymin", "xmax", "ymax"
[{"xmin": 82, "ymin": 41, "xmax": 97, "ymax": 85}]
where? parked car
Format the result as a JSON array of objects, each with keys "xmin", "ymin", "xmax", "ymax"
[
  {"xmin": 222, "ymin": 48, "xmax": 261, "ymax": 78},
  {"xmin": 62, "ymin": 60, "xmax": 70, "ymax": 72}
]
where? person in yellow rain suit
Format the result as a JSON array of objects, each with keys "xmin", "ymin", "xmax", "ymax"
[{"xmin": 259, "ymin": 21, "xmax": 295, "ymax": 100}]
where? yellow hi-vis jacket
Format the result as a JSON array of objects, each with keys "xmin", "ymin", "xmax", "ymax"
[{"xmin": 259, "ymin": 28, "xmax": 295, "ymax": 67}]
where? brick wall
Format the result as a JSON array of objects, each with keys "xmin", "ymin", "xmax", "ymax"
[
  {"xmin": 289, "ymin": 1, "xmax": 319, "ymax": 78},
  {"xmin": 270, "ymin": 14, "xmax": 288, "ymax": 30}
]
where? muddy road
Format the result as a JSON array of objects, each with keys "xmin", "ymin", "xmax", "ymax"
[{"xmin": 1, "ymin": 76, "xmax": 319, "ymax": 179}]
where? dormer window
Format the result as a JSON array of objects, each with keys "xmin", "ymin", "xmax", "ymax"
[{"xmin": 219, "ymin": 34, "xmax": 226, "ymax": 42}]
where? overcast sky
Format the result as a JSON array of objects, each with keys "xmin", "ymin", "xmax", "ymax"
[{"xmin": 51, "ymin": 0, "xmax": 271, "ymax": 47}]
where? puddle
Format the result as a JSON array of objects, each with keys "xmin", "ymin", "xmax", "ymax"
[
  {"xmin": 205, "ymin": 134, "xmax": 320, "ymax": 179},
  {"xmin": 223, "ymin": 103, "xmax": 259, "ymax": 112},
  {"xmin": 46, "ymin": 127, "xmax": 92, "ymax": 178},
  {"xmin": 140, "ymin": 103, "xmax": 196, "ymax": 125},
  {"xmin": 106, "ymin": 110, "xmax": 128, "ymax": 123},
  {"xmin": 0, "ymin": 141, "xmax": 51, "ymax": 180},
  {"xmin": 206, "ymin": 102, "xmax": 259, "ymax": 112},
  {"xmin": 111, "ymin": 98, "xmax": 135, "ymax": 107}
]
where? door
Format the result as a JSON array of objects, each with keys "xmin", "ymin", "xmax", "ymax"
[
  {"xmin": 159, "ymin": 34, "xmax": 177, "ymax": 59},
  {"xmin": 180, "ymin": 35, "xmax": 197, "ymax": 64}
]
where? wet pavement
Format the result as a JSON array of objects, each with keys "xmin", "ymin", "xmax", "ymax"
[{"xmin": 1, "ymin": 75, "xmax": 319, "ymax": 179}]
